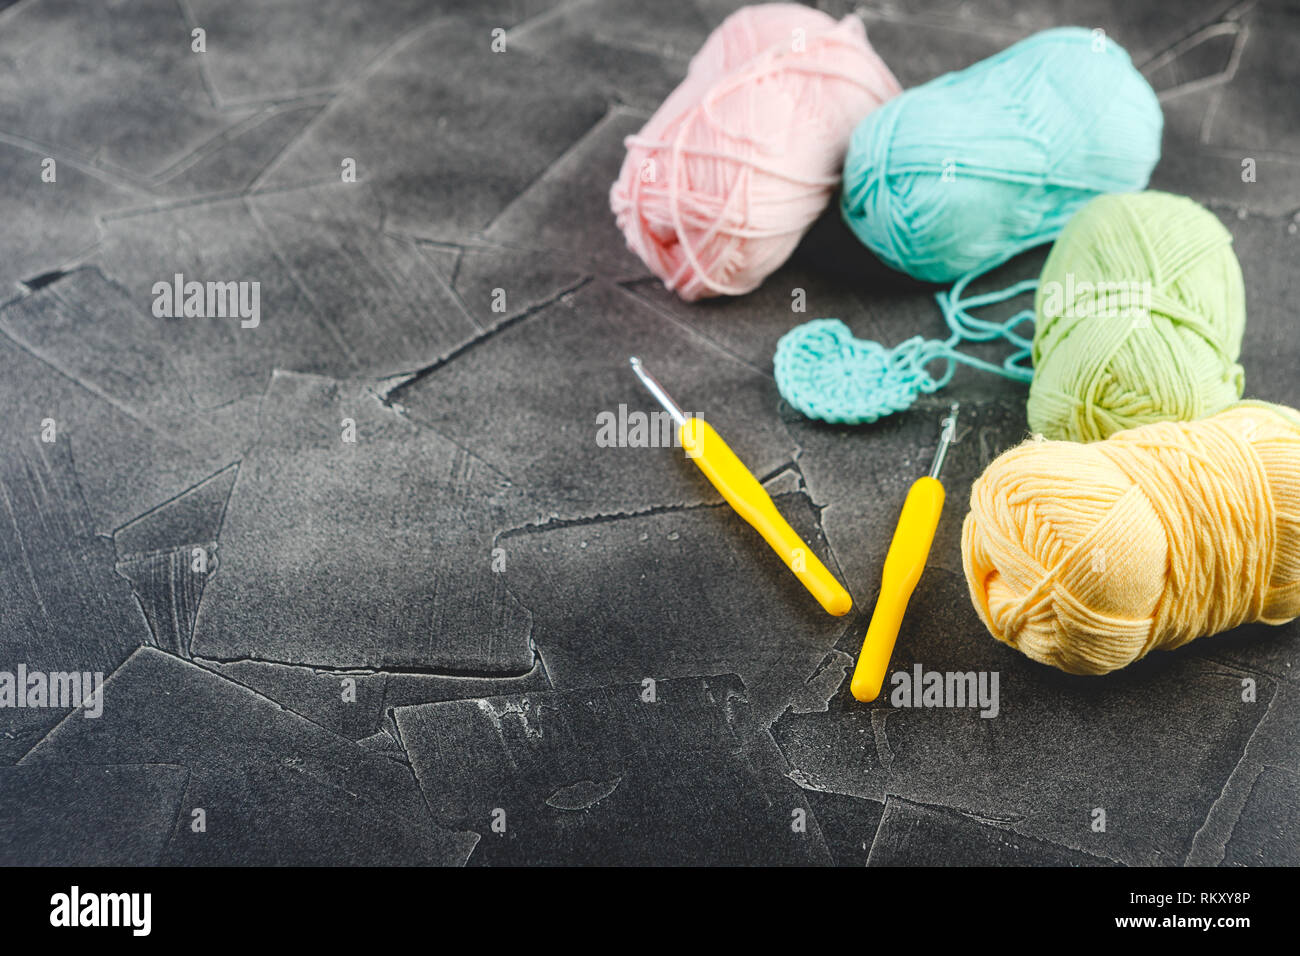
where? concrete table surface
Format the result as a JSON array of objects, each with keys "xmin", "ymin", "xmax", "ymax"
[{"xmin": 0, "ymin": 0, "xmax": 1296, "ymax": 866}]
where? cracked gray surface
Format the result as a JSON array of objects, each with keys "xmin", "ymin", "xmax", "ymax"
[
  {"xmin": 393, "ymin": 279, "xmax": 799, "ymax": 518},
  {"xmin": 1, "ymin": 0, "xmax": 1296, "ymax": 866},
  {"xmin": 393, "ymin": 675, "xmax": 831, "ymax": 865},
  {"xmin": 0, "ymin": 433, "xmax": 148, "ymax": 763},
  {"xmin": 865, "ymin": 797, "xmax": 1110, "ymax": 866},
  {"xmin": 0, "ymin": 763, "xmax": 189, "ymax": 866},
  {"xmin": 0, "ymin": 141, "xmax": 139, "ymax": 297},
  {"xmin": 498, "ymin": 488, "xmax": 850, "ymax": 725},
  {"xmin": 258, "ymin": 16, "xmax": 610, "ymax": 241},
  {"xmin": 192, "ymin": 371, "xmax": 538, "ymax": 672},
  {"xmin": 0, "ymin": 0, "xmax": 256, "ymax": 180},
  {"xmin": 16, "ymin": 648, "xmax": 478, "ymax": 865}
]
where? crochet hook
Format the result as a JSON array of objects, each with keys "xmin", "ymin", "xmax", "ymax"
[
  {"xmin": 851, "ymin": 402, "xmax": 960, "ymax": 702},
  {"xmin": 629, "ymin": 357, "xmax": 852, "ymax": 617}
]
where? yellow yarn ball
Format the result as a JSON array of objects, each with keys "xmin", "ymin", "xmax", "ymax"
[{"xmin": 961, "ymin": 403, "xmax": 1300, "ymax": 675}]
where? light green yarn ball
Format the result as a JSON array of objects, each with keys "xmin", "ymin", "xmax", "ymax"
[{"xmin": 1028, "ymin": 191, "xmax": 1246, "ymax": 442}]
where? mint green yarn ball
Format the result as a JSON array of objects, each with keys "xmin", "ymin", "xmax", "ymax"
[
  {"xmin": 840, "ymin": 27, "xmax": 1163, "ymax": 283},
  {"xmin": 1028, "ymin": 191, "xmax": 1246, "ymax": 442}
]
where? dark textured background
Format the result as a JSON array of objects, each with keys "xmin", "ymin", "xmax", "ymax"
[{"xmin": 0, "ymin": 0, "xmax": 1296, "ymax": 866}]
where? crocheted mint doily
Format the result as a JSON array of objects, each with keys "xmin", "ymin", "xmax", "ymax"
[
  {"xmin": 774, "ymin": 319, "xmax": 945, "ymax": 424},
  {"xmin": 774, "ymin": 278, "xmax": 1037, "ymax": 425}
]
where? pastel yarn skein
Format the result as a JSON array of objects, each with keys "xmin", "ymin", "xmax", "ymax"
[
  {"xmin": 1028, "ymin": 190, "xmax": 1246, "ymax": 443},
  {"xmin": 961, "ymin": 403, "xmax": 1300, "ymax": 675},
  {"xmin": 841, "ymin": 26, "xmax": 1162, "ymax": 284},
  {"xmin": 611, "ymin": 4, "xmax": 901, "ymax": 301}
]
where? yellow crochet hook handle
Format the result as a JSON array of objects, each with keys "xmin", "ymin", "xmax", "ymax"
[
  {"xmin": 681, "ymin": 417, "xmax": 852, "ymax": 617},
  {"xmin": 630, "ymin": 357, "xmax": 852, "ymax": 617},
  {"xmin": 851, "ymin": 404, "xmax": 959, "ymax": 702}
]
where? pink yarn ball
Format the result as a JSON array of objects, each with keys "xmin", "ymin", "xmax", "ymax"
[{"xmin": 610, "ymin": 4, "xmax": 900, "ymax": 301}]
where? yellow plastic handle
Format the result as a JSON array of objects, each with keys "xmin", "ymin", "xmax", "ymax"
[
  {"xmin": 850, "ymin": 475, "xmax": 945, "ymax": 702},
  {"xmin": 681, "ymin": 418, "xmax": 852, "ymax": 617}
]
